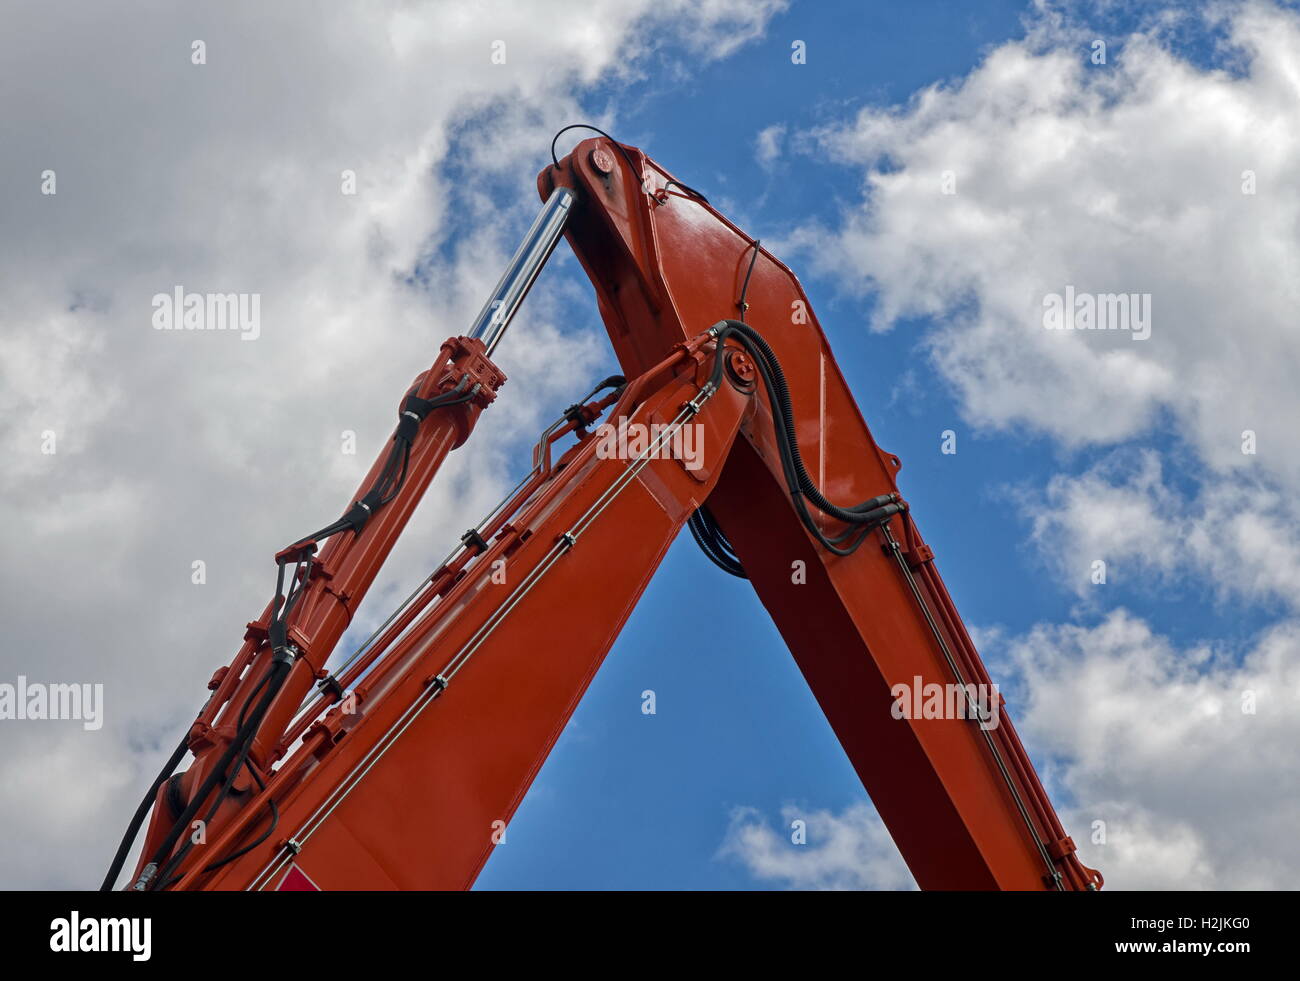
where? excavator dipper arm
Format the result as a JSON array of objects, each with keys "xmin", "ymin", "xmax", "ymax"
[
  {"xmin": 112, "ymin": 136, "xmax": 1100, "ymax": 892},
  {"xmin": 169, "ymin": 334, "xmax": 753, "ymax": 891},
  {"xmin": 536, "ymin": 138, "xmax": 1100, "ymax": 891}
]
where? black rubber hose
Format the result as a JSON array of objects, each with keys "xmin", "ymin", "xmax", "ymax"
[
  {"xmin": 139, "ymin": 657, "xmax": 291, "ymax": 890},
  {"xmin": 701, "ymin": 321, "xmax": 902, "ymax": 559},
  {"xmin": 718, "ymin": 320, "xmax": 901, "ymax": 524},
  {"xmin": 200, "ymin": 762, "xmax": 279, "ymax": 874},
  {"xmin": 98, "ymin": 735, "xmax": 190, "ymax": 891},
  {"xmin": 688, "ymin": 508, "xmax": 746, "ymax": 578}
]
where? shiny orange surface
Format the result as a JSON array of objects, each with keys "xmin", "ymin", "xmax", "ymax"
[{"xmin": 139, "ymin": 140, "xmax": 1098, "ymax": 891}]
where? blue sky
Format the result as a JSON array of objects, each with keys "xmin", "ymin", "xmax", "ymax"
[
  {"xmin": 4, "ymin": 0, "xmax": 1297, "ymax": 890},
  {"xmin": 472, "ymin": 0, "xmax": 1259, "ymax": 889},
  {"xmin": 472, "ymin": 2, "xmax": 1035, "ymax": 890}
]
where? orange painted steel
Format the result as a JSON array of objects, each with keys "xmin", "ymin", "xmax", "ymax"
[{"xmin": 125, "ymin": 138, "xmax": 1100, "ymax": 891}]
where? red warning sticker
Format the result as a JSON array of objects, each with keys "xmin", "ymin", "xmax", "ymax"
[{"xmin": 275, "ymin": 863, "xmax": 322, "ymax": 891}]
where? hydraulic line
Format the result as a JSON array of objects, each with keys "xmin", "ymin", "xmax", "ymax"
[
  {"xmin": 135, "ymin": 656, "xmax": 292, "ymax": 890},
  {"xmin": 200, "ymin": 761, "xmax": 279, "ymax": 874},
  {"xmin": 689, "ymin": 243, "xmax": 761, "ymax": 578},
  {"xmin": 247, "ymin": 323, "xmax": 883, "ymax": 887},
  {"xmin": 248, "ymin": 385, "xmax": 713, "ymax": 891},
  {"xmin": 697, "ymin": 318, "xmax": 1065, "ymax": 886},
  {"xmin": 699, "ymin": 319, "xmax": 903, "ymax": 562},
  {"xmin": 880, "ymin": 523, "xmax": 1064, "ymax": 889},
  {"xmin": 291, "ymin": 374, "xmax": 629, "ymax": 727},
  {"xmin": 123, "ymin": 374, "xmax": 478, "ymax": 891},
  {"xmin": 687, "ymin": 506, "xmax": 746, "ymax": 579},
  {"xmin": 98, "ymin": 734, "xmax": 190, "ymax": 891}
]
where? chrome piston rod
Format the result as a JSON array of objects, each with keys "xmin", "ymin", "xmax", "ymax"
[{"xmin": 466, "ymin": 186, "xmax": 575, "ymax": 356}]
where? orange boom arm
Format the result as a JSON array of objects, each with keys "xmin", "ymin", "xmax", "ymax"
[{"xmin": 112, "ymin": 137, "xmax": 1100, "ymax": 892}]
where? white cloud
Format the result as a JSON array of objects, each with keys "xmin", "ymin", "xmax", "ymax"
[
  {"xmin": 1020, "ymin": 450, "xmax": 1183, "ymax": 594},
  {"xmin": 1002, "ymin": 610, "xmax": 1300, "ymax": 889},
  {"xmin": 796, "ymin": 1, "xmax": 1300, "ymax": 488},
  {"xmin": 760, "ymin": 1, "xmax": 1300, "ymax": 891},
  {"xmin": 719, "ymin": 802, "xmax": 916, "ymax": 890},
  {"xmin": 1021, "ymin": 448, "xmax": 1300, "ymax": 609},
  {"xmin": 754, "ymin": 123, "xmax": 786, "ymax": 167},
  {"xmin": 0, "ymin": 0, "xmax": 783, "ymax": 888},
  {"xmin": 721, "ymin": 609, "xmax": 1300, "ymax": 890}
]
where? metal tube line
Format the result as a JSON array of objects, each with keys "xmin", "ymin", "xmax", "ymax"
[
  {"xmin": 466, "ymin": 187, "xmax": 575, "ymax": 356},
  {"xmin": 247, "ymin": 388, "xmax": 713, "ymax": 891}
]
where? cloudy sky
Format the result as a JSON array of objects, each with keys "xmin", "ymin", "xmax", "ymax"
[{"xmin": 2, "ymin": 0, "xmax": 1297, "ymax": 890}]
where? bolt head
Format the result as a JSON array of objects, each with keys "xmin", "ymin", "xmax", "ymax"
[
  {"xmin": 730, "ymin": 352, "xmax": 756, "ymax": 381},
  {"xmin": 590, "ymin": 147, "xmax": 616, "ymax": 175}
]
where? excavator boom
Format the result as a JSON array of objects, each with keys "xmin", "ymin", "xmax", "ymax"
[{"xmin": 113, "ymin": 136, "xmax": 1100, "ymax": 892}]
